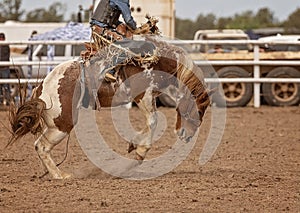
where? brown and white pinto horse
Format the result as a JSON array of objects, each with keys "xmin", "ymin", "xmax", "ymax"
[{"xmin": 9, "ymin": 39, "xmax": 212, "ymax": 179}]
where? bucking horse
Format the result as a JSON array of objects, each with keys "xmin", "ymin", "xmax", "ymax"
[{"xmin": 8, "ymin": 19, "xmax": 213, "ymax": 179}]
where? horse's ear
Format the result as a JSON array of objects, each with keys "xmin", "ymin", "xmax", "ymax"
[{"xmin": 207, "ymin": 87, "xmax": 218, "ymax": 96}]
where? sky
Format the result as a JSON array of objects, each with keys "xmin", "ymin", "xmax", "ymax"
[{"xmin": 21, "ymin": 0, "xmax": 299, "ymax": 22}]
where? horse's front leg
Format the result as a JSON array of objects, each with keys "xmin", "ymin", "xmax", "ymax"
[
  {"xmin": 130, "ymin": 95, "xmax": 158, "ymax": 160},
  {"xmin": 34, "ymin": 127, "xmax": 70, "ymax": 179}
]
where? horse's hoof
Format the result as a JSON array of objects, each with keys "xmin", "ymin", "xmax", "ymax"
[
  {"xmin": 52, "ymin": 172, "xmax": 72, "ymax": 179},
  {"xmin": 135, "ymin": 153, "xmax": 144, "ymax": 161},
  {"xmin": 61, "ymin": 172, "xmax": 72, "ymax": 179}
]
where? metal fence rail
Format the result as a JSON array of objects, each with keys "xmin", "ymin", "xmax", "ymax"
[
  {"xmin": 0, "ymin": 40, "xmax": 299, "ymax": 108},
  {"xmin": 0, "ymin": 78, "xmax": 299, "ymax": 84}
]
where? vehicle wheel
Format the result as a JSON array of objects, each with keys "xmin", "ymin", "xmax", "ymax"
[
  {"xmin": 262, "ymin": 67, "xmax": 300, "ymax": 106},
  {"xmin": 214, "ymin": 66, "xmax": 253, "ymax": 107}
]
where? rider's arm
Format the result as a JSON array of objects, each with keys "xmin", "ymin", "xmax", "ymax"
[{"xmin": 110, "ymin": 0, "xmax": 137, "ymax": 30}]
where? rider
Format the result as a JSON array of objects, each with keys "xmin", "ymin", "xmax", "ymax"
[{"xmin": 90, "ymin": 0, "xmax": 138, "ymax": 81}]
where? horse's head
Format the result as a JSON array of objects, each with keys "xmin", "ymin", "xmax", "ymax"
[{"xmin": 175, "ymin": 88, "xmax": 213, "ymax": 143}]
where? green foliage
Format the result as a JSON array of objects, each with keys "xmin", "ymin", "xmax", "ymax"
[
  {"xmin": 175, "ymin": 13, "xmax": 218, "ymax": 39},
  {"xmin": 224, "ymin": 8, "xmax": 278, "ymax": 29},
  {"xmin": 283, "ymin": 8, "xmax": 300, "ymax": 30},
  {"xmin": 0, "ymin": 0, "xmax": 66, "ymax": 22},
  {"xmin": 175, "ymin": 7, "xmax": 300, "ymax": 39},
  {"xmin": 0, "ymin": 0, "xmax": 24, "ymax": 21},
  {"xmin": 255, "ymin": 7, "xmax": 277, "ymax": 27},
  {"xmin": 175, "ymin": 18, "xmax": 196, "ymax": 39},
  {"xmin": 24, "ymin": 2, "xmax": 66, "ymax": 22},
  {"xmin": 195, "ymin": 13, "xmax": 216, "ymax": 30},
  {"xmin": 0, "ymin": 0, "xmax": 300, "ymax": 38}
]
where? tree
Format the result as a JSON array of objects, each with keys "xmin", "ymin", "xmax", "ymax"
[
  {"xmin": 176, "ymin": 13, "xmax": 217, "ymax": 39},
  {"xmin": 216, "ymin": 17, "xmax": 232, "ymax": 29},
  {"xmin": 175, "ymin": 18, "xmax": 196, "ymax": 39},
  {"xmin": 24, "ymin": 2, "xmax": 66, "ymax": 22},
  {"xmin": 225, "ymin": 11, "xmax": 257, "ymax": 29},
  {"xmin": 194, "ymin": 13, "xmax": 216, "ymax": 30},
  {"xmin": 222, "ymin": 8, "xmax": 278, "ymax": 30},
  {"xmin": 255, "ymin": 8, "xmax": 278, "ymax": 27},
  {"xmin": 283, "ymin": 8, "xmax": 300, "ymax": 31},
  {"xmin": 25, "ymin": 8, "xmax": 48, "ymax": 22},
  {"xmin": 0, "ymin": 0, "xmax": 24, "ymax": 22}
]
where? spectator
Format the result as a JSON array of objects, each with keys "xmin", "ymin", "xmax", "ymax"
[
  {"xmin": 0, "ymin": 32, "xmax": 11, "ymax": 105},
  {"xmin": 28, "ymin": 30, "xmax": 38, "ymax": 61},
  {"xmin": 47, "ymin": 44, "xmax": 55, "ymax": 74},
  {"xmin": 208, "ymin": 44, "xmax": 231, "ymax": 53},
  {"xmin": 22, "ymin": 30, "xmax": 38, "ymax": 98},
  {"xmin": 77, "ymin": 5, "xmax": 83, "ymax": 23}
]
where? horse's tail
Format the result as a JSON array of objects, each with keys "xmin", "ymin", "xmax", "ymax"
[{"xmin": 8, "ymin": 98, "xmax": 46, "ymax": 146}]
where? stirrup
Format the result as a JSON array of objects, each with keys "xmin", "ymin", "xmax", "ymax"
[{"xmin": 105, "ymin": 72, "xmax": 117, "ymax": 82}]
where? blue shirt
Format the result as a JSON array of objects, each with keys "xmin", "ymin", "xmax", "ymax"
[
  {"xmin": 91, "ymin": 0, "xmax": 137, "ymax": 30},
  {"xmin": 110, "ymin": 0, "xmax": 136, "ymax": 30}
]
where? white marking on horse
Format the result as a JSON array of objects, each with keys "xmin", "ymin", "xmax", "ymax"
[{"xmin": 39, "ymin": 60, "xmax": 75, "ymax": 127}]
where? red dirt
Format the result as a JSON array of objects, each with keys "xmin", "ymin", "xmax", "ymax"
[{"xmin": 0, "ymin": 106, "xmax": 299, "ymax": 212}]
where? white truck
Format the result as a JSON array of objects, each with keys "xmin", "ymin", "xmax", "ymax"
[{"xmin": 189, "ymin": 29, "xmax": 300, "ymax": 107}]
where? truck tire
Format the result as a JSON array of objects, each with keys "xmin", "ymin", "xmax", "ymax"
[
  {"xmin": 262, "ymin": 67, "xmax": 300, "ymax": 106},
  {"xmin": 214, "ymin": 66, "xmax": 253, "ymax": 107}
]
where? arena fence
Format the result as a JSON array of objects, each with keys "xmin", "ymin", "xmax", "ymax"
[{"xmin": 1, "ymin": 40, "xmax": 300, "ymax": 108}]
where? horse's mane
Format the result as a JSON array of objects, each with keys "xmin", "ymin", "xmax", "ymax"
[{"xmin": 147, "ymin": 36, "xmax": 207, "ymax": 98}]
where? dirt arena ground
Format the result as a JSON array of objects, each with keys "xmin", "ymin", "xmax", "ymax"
[{"xmin": 0, "ymin": 106, "xmax": 299, "ymax": 212}]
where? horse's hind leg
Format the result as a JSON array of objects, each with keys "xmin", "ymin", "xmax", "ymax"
[{"xmin": 34, "ymin": 127, "xmax": 70, "ymax": 179}]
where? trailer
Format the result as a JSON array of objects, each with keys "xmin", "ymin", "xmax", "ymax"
[{"xmin": 189, "ymin": 30, "xmax": 300, "ymax": 107}]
